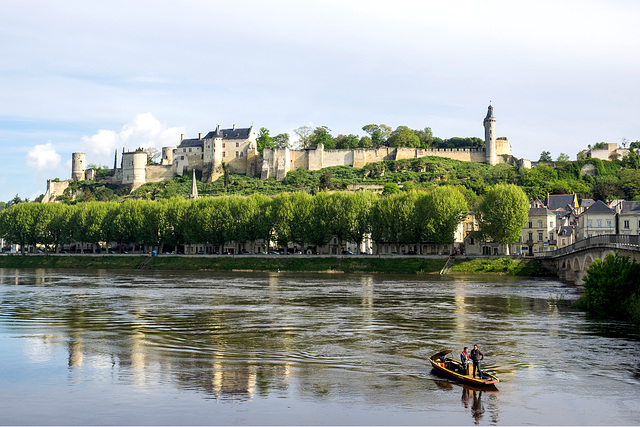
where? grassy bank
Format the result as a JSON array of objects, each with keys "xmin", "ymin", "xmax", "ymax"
[
  {"xmin": 148, "ymin": 256, "xmax": 447, "ymax": 274},
  {"xmin": 0, "ymin": 254, "xmax": 446, "ymax": 274},
  {"xmin": 0, "ymin": 254, "xmax": 553, "ymax": 276},
  {"xmin": 449, "ymin": 257, "xmax": 554, "ymax": 276},
  {"xmin": 0, "ymin": 254, "xmax": 146, "ymax": 269}
]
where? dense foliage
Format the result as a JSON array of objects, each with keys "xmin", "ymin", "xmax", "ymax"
[
  {"xmin": 477, "ymin": 184, "xmax": 529, "ymax": 251},
  {"xmin": 0, "ymin": 187, "xmax": 469, "ymax": 253},
  {"xmin": 27, "ymin": 148, "xmax": 640, "ymax": 205},
  {"xmin": 577, "ymin": 252, "xmax": 640, "ymax": 323}
]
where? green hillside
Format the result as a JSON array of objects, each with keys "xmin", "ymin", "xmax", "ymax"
[{"xmin": 45, "ymin": 154, "xmax": 640, "ymax": 204}]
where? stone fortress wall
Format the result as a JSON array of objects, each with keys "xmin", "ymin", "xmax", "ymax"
[{"xmin": 42, "ymin": 106, "xmax": 517, "ymax": 203}]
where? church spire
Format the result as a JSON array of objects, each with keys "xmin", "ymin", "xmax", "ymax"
[{"xmin": 190, "ymin": 169, "xmax": 199, "ymax": 200}]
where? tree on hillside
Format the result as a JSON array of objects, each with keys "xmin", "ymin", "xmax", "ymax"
[
  {"xmin": 256, "ymin": 127, "xmax": 274, "ymax": 154},
  {"xmin": 307, "ymin": 126, "xmax": 336, "ymax": 149},
  {"xmin": 273, "ymin": 133, "xmax": 290, "ymax": 148},
  {"xmin": 477, "ymin": 184, "xmax": 529, "ymax": 255},
  {"xmin": 388, "ymin": 126, "xmax": 421, "ymax": 148},
  {"xmin": 335, "ymin": 134, "xmax": 360, "ymax": 149},
  {"xmin": 539, "ymin": 151, "xmax": 552, "ymax": 162},
  {"xmin": 143, "ymin": 148, "xmax": 161, "ymax": 164},
  {"xmin": 413, "ymin": 127, "xmax": 434, "ymax": 147},
  {"xmin": 358, "ymin": 135, "xmax": 373, "ymax": 149},
  {"xmin": 293, "ymin": 126, "xmax": 313, "ymax": 148},
  {"xmin": 362, "ymin": 124, "xmax": 392, "ymax": 148},
  {"xmin": 622, "ymin": 149, "xmax": 640, "ymax": 169},
  {"xmin": 556, "ymin": 153, "xmax": 570, "ymax": 162}
]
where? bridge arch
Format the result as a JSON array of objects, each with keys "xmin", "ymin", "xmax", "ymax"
[{"xmin": 584, "ymin": 254, "xmax": 594, "ymax": 272}]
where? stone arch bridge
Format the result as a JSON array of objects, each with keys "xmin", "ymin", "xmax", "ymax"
[{"xmin": 536, "ymin": 235, "xmax": 640, "ymax": 285}]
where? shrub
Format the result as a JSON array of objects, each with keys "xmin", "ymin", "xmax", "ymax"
[{"xmin": 580, "ymin": 252, "xmax": 640, "ymax": 320}]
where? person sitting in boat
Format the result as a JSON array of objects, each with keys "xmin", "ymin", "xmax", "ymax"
[
  {"xmin": 470, "ymin": 344, "xmax": 484, "ymax": 378},
  {"xmin": 460, "ymin": 347, "xmax": 471, "ymax": 374}
]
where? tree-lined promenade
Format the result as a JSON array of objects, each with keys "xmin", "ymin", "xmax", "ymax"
[{"xmin": 0, "ymin": 184, "xmax": 528, "ymax": 255}]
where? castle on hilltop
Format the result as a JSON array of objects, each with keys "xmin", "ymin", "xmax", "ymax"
[{"xmin": 42, "ymin": 106, "xmax": 516, "ymax": 202}]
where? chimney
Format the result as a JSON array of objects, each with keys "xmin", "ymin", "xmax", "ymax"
[
  {"xmin": 233, "ymin": 124, "xmax": 236, "ymax": 130},
  {"xmin": 180, "ymin": 133, "xmax": 184, "ymax": 141},
  {"xmin": 198, "ymin": 133, "xmax": 202, "ymax": 139}
]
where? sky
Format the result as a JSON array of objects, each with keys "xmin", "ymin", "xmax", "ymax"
[{"xmin": 2, "ymin": 0, "xmax": 640, "ymax": 201}]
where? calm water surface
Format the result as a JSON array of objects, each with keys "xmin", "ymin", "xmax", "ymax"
[{"xmin": 0, "ymin": 268, "xmax": 639, "ymax": 425}]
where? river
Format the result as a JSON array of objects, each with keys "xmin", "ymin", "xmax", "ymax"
[{"xmin": 0, "ymin": 268, "xmax": 638, "ymax": 425}]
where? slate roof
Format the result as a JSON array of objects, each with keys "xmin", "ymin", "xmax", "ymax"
[
  {"xmin": 619, "ymin": 201, "xmax": 640, "ymax": 213},
  {"xmin": 177, "ymin": 138, "xmax": 203, "ymax": 148},
  {"xmin": 176, "ymin": 126, "xmax": 253, "ymax": 149},
  {"xmin": 580, "ymin": 199, "xmax": 595, "ymax": 209},
  {"xmin": 583, "ymin": 200, "xmax": 615, "ymax": 215},
  {"xmin": 203, "ymin": 127, "xmax": 253, "ymax": 140},
  {"xmin": 529, "ymin": 207, "xmax": 553, "ymax": 216},
  {"xmin": 547, "ymin": 194, "xmax": 577, "ymax": 211},
  {"xmin": 558, "ymin": 225, "xmax": 573, "ymax": 236}
]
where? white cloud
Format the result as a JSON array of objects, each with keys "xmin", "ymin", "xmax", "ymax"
[
  {"xmin": 26, "ymin": 142, "xmax": 61, "ymax": 170},
  {"xmin": 81, "ymin": 113, "xmax": 184, "ymax": 166}
]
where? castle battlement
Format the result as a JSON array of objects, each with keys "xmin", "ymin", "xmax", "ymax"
[{"xmin": 43, "ymin": 107, "xmax": 516, "ymax": 201}]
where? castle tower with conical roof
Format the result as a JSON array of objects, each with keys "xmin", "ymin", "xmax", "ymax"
[{"xmin": 483, "ymin": 105, "xmax": 497, "ymax": 166}]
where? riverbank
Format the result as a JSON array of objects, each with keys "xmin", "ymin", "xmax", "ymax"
[{"xmin": 0, "ymin": 254, "xmax": 551, "ymax": 276}]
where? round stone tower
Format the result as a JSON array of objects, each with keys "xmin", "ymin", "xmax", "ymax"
[
  {"xmin": 71, "ymin": 152, "xmax": 86, "ymax": 181},
  {"xmin": 131, "ymin": 151, "xmax": 147, "ymax": 189},
  {"xmin": 161, "ymin": 146, "xmax": 175, "ymax": 165},
  {"xmin": 483, "ymin": 105, "xmax": 497, "ymax": 166}
]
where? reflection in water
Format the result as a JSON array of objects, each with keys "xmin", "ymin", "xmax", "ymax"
[
  {"xmin": 1, "ymin": 269, "xmax": 639, "ymax": 425},
  {"xmin": 471, "ymin": 390, "xmax": 485, "ymax": 424}
]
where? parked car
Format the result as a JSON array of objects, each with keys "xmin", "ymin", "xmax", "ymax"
[{"xmin": 342, "ymin": 250, "xmax": 354, "ymax": 255}]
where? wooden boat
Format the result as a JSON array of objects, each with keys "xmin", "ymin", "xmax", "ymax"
[{"xmin": 429, "ymin": 350, "xmax": 499, "ymax": 387}]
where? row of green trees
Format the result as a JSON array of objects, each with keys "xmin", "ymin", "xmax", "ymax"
[
  {"xmin": 255, "ymin": 124, "xmax": 485, "ymax": 153},
  {"xmin": 0, "ymin": 185, "xmax": 529, "ymax": 255}
]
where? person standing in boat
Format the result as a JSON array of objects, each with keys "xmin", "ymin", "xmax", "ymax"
[
  {"xmin": 460, "ymin": 347, "xmax": 471, "ymax": 375},
  {"xmin": 470, "ymin": 344, "xmax": 484, "ymax": 378}
]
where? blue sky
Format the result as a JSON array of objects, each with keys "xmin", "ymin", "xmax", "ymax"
[{"xmin": 2, "ymin": 0, "xmax": 640, "ymax": 201}]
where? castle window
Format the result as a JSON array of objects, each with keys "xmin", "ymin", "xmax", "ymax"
[
  {"xmin": 223, "ymin": 152, "xmax": 226, "ymax": 157},
  {"xmin": 624, "ymin": 220, "xmax": 630, "ymax": 229},
  {"xmin": 222, "ymin": 143, "xmax": 225, "ymax": 148},
  {"xmin": 189, "ymin": 148, "xmax": 192, "ymax": 153},
  {"xmin": 181, "ymin": 156, "xmax": 184, "ymax": 160},
  {"xmin": 537, "ymin": 220, "xmax": 542, "ymax": 228},
  {"xmin": 538, "ymin": 232, "xmax": 543, "ymax": 241},
  {"xmin": 236, "ymin": 151, "xmax": 239, "ymax": 157},
  {"xmin": 528, "ymin": 222, "xmax": 532, "ymax": 228},
  {"xmin": 236, "ymin": 142, "xmax": 239, "ymax": 148},
  {"xmin": 201, "ymin": 154, "xmax": 203, "ymax": 160}
]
